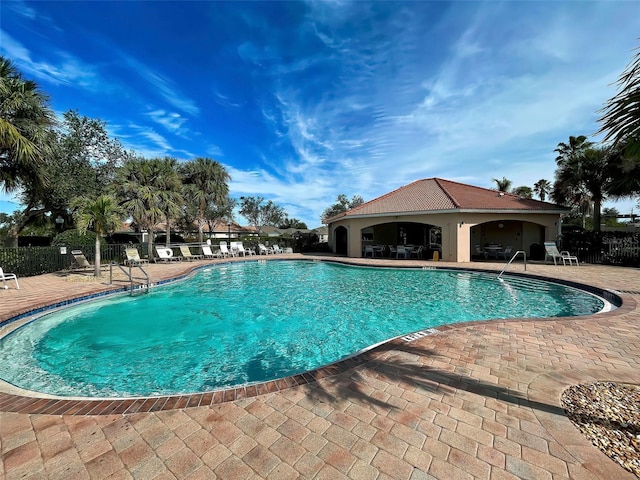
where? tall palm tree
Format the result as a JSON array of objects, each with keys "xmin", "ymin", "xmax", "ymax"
[
  {"xmin": 149, "ymin": 157, "xmax": 183, "ymax": 246},
  {"xmin": 553, "ymin": 146, "xmax": 612, "ymax": 232},
  {"xmin": 0, "ymin": 56, "xmax": 56, "ymax": 192},
  {"xmin": 114, "ymin": 158, "xmax": 164, "ymax": 260},
  {"xmin": 533, "ymin": 179, "xmax": 552, "ymax": 201},
  {"xmin": 181, "ymin": 157, "xmax": 231, "ymax": 244},
  {"xmin": 72, "ymin": 195, "xmax": 123, "ymax": 277},
  {"xmin": 554, "ymin": 135, "xmax": 593, "ymax": 167},
  {"xmin": 492, "ymin": 177, "xmax": 512, "ymax": 192}
]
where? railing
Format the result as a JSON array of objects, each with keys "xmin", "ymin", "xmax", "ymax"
[
  {"xmin": 498, "ymin": 250, "xmax": 527, "ymax": 279},
  {"xmin": 110, "ymin": 263, "xmax": 150, "ymax": 295}
]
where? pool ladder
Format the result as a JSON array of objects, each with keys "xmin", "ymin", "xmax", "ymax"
[
  {"xmin": 497, "ymin": 251, "xmax": 527, "ymax": 279},
  {"xmin": 110, "ymin": 263, "xmax": 151, "ymax": 295}
]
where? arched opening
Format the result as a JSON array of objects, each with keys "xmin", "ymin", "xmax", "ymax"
[
  {"xmin": 470, "ymin": 220, "xmax": 546, "ymax": 260},
  {"xmin": 361, "ymin": 221, "xmax": 441, "ymax": 259},
  {"xmin": 335, "ymin": 226, "xmax": 348, "ymax": 255}
]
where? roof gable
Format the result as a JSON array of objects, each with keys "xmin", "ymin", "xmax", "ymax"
[{"xmin": 329, "ymin": 178, "xmax": 566, "ymax": 221}]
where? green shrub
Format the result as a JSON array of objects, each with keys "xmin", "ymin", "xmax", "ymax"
[{"xmin": 51, "ymin": 229, "xmax": 97, "ymax": 247}]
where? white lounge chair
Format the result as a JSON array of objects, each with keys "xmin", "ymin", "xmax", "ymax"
[
  {"xmin": 235, "ymin": 242, "xmax": 255, "ymax": 256},
  {"xmin": 0, "ymin": 267, "xmax": 19, "ymax": 290},
  {"xmin": 70, "ymin": 250, "xmax": 93, "ymax": 270},
  {"xmin": 124, "ymin": 247, "xmax": 149, "ymax": 266},
  {"xmin": 258, "ymin": 243, "xmax": 274, "ymax": 255},
  {"xmin": 219, "ymin": 241, "xmax": 236, "ymax": 258},
  {"xmin": 544, "ymin": 242, "xmax": 579, "ymax": 266},
  {"xmin": 272, "ymin": 244, "xmax": 283, "ymax": 254},
  {"xmin": 155, "ymin": 246, "xmax": 181, "ymax": 262},
  {"xmin": 179, "ymin": 245, "xmax": 203, "ymax": 261},
  {"xmin": 201, "ymin": 245, "xmax": 221, "ymax": 259}
]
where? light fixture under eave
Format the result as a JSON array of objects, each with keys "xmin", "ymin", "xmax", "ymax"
[{"xmin": 498, "ymin": 223, "xmax": 504, "ymax": 229}]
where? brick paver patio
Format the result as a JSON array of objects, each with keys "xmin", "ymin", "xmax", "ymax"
[{"xmin": 0, "ymin": 254, "xmax": 638, "ymax": 479}]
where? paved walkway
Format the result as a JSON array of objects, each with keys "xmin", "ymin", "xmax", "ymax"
[{"xmin": 0, "ymin": 254, "xmax": 638, "ymax": 479}]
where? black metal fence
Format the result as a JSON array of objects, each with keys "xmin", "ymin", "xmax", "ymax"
[
  {"xmin": 560, "ymin": 231, "xmax": 639, "ymax": 267},
  {"xmin": 0, "ymin": 244, "xmax": 141, "ymax": 277}
]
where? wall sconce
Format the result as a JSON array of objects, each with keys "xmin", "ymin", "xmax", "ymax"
[
  {"xmin": 498, "ymin": 223, "xmax": 504, "ymax": 229},
  {"xmin": 459, "ymin": 222, "xmax": 464, "ymax": 228}
]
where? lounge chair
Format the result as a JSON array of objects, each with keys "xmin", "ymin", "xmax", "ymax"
[
  {"xmin": 155, "ymin": 246, "xmax": 181, "ymax": 262},
  {"xmin": 201, "ymin": 245, "xmax": 221, "ymax": 259},
  {"xmin": 258, "ymin": 244, "xmax": 274, "ymax": 255},
  {"xmin": 124, "ymin": 247, "xmax": 149, "ymax": 266},
  {"xmin": 240, "ymin": 243, "xmax": 256, "ymax": 256},
  {"xmin": 70, "ymin": 250, "xmax": 94, "ymax": 270},
  {"xmin": 0, "ymin": 267, "xmax": 19, "ymax": 290},
  {"xmin": 179, "ymin": 245, "xmax": 203, "ymax": 261},
  {"xmin": 272, "ymin": 244, "xmax": 283, "ymax": 254},
  {"xmin": 544, "ymin": 242, "xmax": 579, "ymax": 266},
  {"xmin": 229, "ymin": 241, "xmax": 244, "ymax": 256},
  {"xmin": 219, "ymin": 242, "xmax": 235, "ymax": 258}
]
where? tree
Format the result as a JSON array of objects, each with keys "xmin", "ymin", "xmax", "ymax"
[
  {"xmin": 554, "ymin": 135, "xmax": 593, "ymax": 167},
  {"xmin": 553, "ymin": 145, "xmax": 613, "ymax": 232},
  {"xmin": 492, "ymin": 177, "xmax": 512, "ymax": 192},
  {"xmin": 321, "ymin": 194, "xmax": 364, "ymax": 223},
  {"xmin": 181, "ymin": 157, "xmax": 230, "ymax": 244},
  {"xmin": 72, "ymin": 195, "xmax": 123, "ymax": 277},
  {"xmin": 0, "ymin": 56, "xmax": 56, "ymax": 193},
  {"xmin": 279, "ymin": 218, "xmax": 308, "ymax": 229},
  {"xmin": 605, "ymin": 137, "xmax": 640, "ymax": 200},
  {"xmin": 114, "ymin": 158, "xmax": 164, "ymax": 259},
  {"xmin": 150, "ymin": 158, "xmax": 183, "ymax": 245},
  {"xmin": 598, "ymin": 45, "xmax": 640, "ymax": 156},
  {"xmin": 4, "ymin": 110, "xmax": 131, "ymax": 246},
  {"xmin": 533, "ymin": 179, "xmax": 552, "ymax": 201},
  {"xmin": 239, "ymin": 196, "xmax": 286, "ymax": 235},
  {"xmin": 601, "ymin": 207, "xmax": 622, "ymax": 227},
  {"xmin": 511, "ymin": 186, "xmax": 532, "ymax": 198}
]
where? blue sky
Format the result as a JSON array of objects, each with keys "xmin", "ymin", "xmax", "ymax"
[{"xmin": 1, "ymin": 1, "xmax": 639, "ymax": 227}]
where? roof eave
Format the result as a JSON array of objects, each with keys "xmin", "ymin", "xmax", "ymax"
[{"xmin": 329, "ymin": 208, "xmax": 567, "ymax": 222}]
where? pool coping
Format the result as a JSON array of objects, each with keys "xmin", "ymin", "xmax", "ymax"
[{"xmin": 0, "ymin": 258, "xmax": 635, "ymax": 415}]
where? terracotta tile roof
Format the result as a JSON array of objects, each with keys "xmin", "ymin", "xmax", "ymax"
[{"xmin": 328, "ymin": 178, "xmax": 567, "ymax": 221}]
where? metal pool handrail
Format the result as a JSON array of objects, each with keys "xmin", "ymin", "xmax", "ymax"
[{"xmin": 498, "ymin": 250, "xmax": 527, "ymax": 279}]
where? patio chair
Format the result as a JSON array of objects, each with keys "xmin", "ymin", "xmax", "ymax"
[
  {"xmin": 0, "ymin": 267, "xmax": 19, "ymax": 290},
  {"xmin": 155, "ymin": 246, "xmax": 181, "ymax": 262},
  {"xmin": 235, "ymin": 242, "xmax": 254, "ymax": 256},
  {"xmin": 363, "ymin": 245, "xmax": 374, "ymax": 257},
  {"xmin": 69, "ymin": 250, "xmax": 110, "ymax": 272},
  {"xmin": 410, "ymin": 245, "xmax": 423, "ymax": 259},
  {"xmin": 396, "ymin": 245, "xmax": 408, "ymax": 259},
  {"xmin": 475, "ymin": 244, "xmax": 488, "ymax": 259},
  {"xmin": 201, "ymin": 245, "xmax": 221, "ymax": 259},
  {"xmin": 179, "ymin": 245, "xmax": 203, "ymax": 261},
  {"xmin": 124, "ymin": 247, "xmax": 149, "ymax": 266},
  {"xmin": 499, "ymin": 246, "xmax": 513, "ymax": 260},
  {"xmin": 258, "ymin": 244, "xmax": 274, "ymax": 255},
  {"xmin": 544, "ymin": 242, "xmax": 579, "ymax": 266},
  {"xmin": 219, "ymin": 242, "xmax": 235, "ymax": 258},
  {"xmin": 272, "ymin": 244, "xmax": 283, "ymax": 254}
]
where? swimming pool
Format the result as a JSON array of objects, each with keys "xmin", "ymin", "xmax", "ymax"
[{"xmin": 0, "ymin": 261, "xmax": 606, "ymax": 398}]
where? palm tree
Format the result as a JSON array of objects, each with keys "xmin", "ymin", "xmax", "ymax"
[
  {"xmin": 114, "ymin": 158, "xmax": 164, "ymax": 260},
  {"xmin": 492, "ymin": 177, "xmax": 512, "ymax": 192},
  {"xmin": 598, "ymin": 45, "xmax": 640, "ymax": 156},
  {"xmin": 181, "ymin": 157, "xmax": 230, "ymax": 244},
  {"xmin": 0, "ymin": 56, "xmax": 56, "ymax": 192},
  {"xmin": 72, "ymin": 195, "xmax": 123, "ymax": 277},
  {"xmin": 533, "ymin": 179, "xmax": 552, "ymax": 201},
  {"xmin": 149, "ymin": 158, "xmax": 183, "ymax": 246},
  {"xmin": 553, "ymin": 146, "xmax": 612, "ymax": 232},
  {"xmin": 554, "ymin": 135, "xmax": 593, "ymax": 167}
]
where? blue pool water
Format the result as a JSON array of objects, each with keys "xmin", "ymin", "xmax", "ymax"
[{"xmin": 0, "ymin": 261, "xmax": 605, "ymax": 397}]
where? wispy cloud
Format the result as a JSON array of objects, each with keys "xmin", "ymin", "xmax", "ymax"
[{"xmin": 0, "ymin": 31, "xmax": 100, "ymax": 88}]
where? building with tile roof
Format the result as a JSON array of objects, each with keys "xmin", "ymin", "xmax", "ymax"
[{"xmin": 326, "ymin": 178, "xmax": 569, "ymax": 262}]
